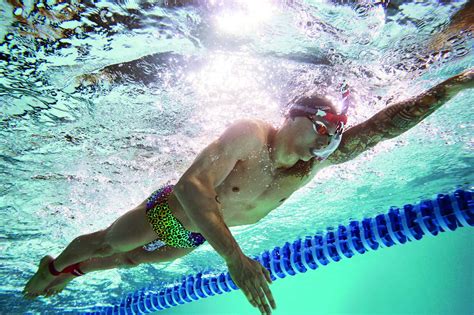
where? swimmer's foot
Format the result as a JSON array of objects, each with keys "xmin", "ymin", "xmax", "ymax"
[
  {"xmin": 23, "ymin": 255, "xmax": 57, "ymax": 299},
  {"xmin": 44, "ymin": 273, "xmax": 76, "ymax": 297}
]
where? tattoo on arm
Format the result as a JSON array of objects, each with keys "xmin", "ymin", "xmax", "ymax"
[
  {"xmin": 329, "ymin": 78, "xmax": 454, "ymax": 165},
  {"xmin": 328, "ymin": 119, "xmax": 383, "ymax": 163},
  {"xmin": 382, "ymin": 84, "xmax": 449, "ymax": 136}
]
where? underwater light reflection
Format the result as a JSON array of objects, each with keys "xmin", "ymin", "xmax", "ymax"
[{"xmin": 215, "ymin": 0, "xmax": 275, "ymax": 35}]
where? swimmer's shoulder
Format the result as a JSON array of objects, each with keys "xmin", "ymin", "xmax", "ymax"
[
  {"xmin": 253, "ymin": 119, "xmax": 277, "ymax": 144},
  {"xmin": 227, "ymin": 118, "xmax": 272, "ymax": 144}
]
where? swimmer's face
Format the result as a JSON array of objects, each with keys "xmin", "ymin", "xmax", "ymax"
[
  {"xmin": 306, "ymin": 116, "xmax": 338, "ymax": 151},
  {"xmin": 290, "ymin": 116, "xmax": 338, "ymax": 161}
]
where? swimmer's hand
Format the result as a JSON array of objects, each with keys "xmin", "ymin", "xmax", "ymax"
[
  {"xmin": 434, "ymin": 68, "xmax": 474, "ymax": 99},
  {"xmin": 455, "ymin": 67, "xmax": 474, "ymax": 87},
  {"xmin": 446, "ymin": 67, "xmax": 474, "ymax": 95},
  {"xmin": 226, "ymin": 254, "xmax": 276, "ymax": 315}
]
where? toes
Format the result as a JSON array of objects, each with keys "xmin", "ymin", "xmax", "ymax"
[
  {"xmin": 25, "ymin": 293, "xmax": 36, "ymax": 300},
  {"xmin": 44, "ymin": 288, "xmax": 59, "ymax": 297},
  {"xmin": 25, "ymin": 293, "xmax": 38, "ymax": 299},
  {"xmin": 46, "ymin": 290, "xmax": 58, "ymax": 297}
]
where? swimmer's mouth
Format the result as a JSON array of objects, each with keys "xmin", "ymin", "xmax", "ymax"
[{"xmin": 312, "ymin": 143, "xmax": 326, "ymax": 151}]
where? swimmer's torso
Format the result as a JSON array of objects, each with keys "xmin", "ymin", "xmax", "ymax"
[{"xmin": 168, "ymin": 119, "xmax": 328, "ymax": 233}]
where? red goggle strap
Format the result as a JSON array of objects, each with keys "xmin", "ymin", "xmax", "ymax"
[{"xmin": 323, "ymin": 112, "xmax": 348, "ymax": 125}]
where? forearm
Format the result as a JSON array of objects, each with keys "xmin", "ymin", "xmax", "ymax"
[
  {"xmin": 174, "ymin": 181, "xmax": 244, "ymax": 264},
  {"xmin": 382, "ymin": 72, "xmax": 471, "ymax": 138}
]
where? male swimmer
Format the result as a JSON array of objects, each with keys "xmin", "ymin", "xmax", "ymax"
[{"xmin": 23, "ymin": 68, "xmax": 473, "ymax": 315}]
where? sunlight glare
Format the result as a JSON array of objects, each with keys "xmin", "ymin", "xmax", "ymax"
[{"xmin": 215, "ymin": 0, "xmax": 275, "ymax": 35}]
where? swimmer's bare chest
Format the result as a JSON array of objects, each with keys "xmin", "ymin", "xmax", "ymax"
[{"xmin": 168, "ymin": 144, "xmax": 325, "ymax": 233}]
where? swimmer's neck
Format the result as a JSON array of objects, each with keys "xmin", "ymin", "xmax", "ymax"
[{"xmin": 269, "ymin": 125, "xmax": 310, "ymax": 169}]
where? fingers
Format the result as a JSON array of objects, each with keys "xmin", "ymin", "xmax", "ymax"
[
  {"xmin": 248, "ymin": 285, "xmax": 265, "ymax": 313},
  {"xmin": 259, "ymin": 275, "xmax": 276, "ymax": 310},
  {"xmin": 228, "ymin": 256, "xmax": 277, "ymax": 314},
  {"xmin": 262, "ymin": 267, "xmax": 273, "ymax": 284},
  {"xmin": 260, "ymin": 266, "xmax": 276, "ymax": 310},
  {"xmin": 243, "ymin": 286, "xmax": 258, "ymax": 308},
  {"xmin": 244, "ymin": 273, "xmax": 276, "ymax": 314},
  {"xmin": 253, "ymin": 285, "xmax": 272, "ymax": 315}
]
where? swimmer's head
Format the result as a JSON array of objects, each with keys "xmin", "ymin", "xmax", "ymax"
[
  {"xmin": 285, "ymin": 94, "xmax": 338, "ymax": 119},
  {"xmin": 285, "ymin": 93, "xmax": 348, "ymax": 160}
]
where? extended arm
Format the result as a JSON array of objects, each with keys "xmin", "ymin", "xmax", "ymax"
[
  {"xmin": 175, "ymin": 120, "xmax": 263, "ymax": 263},
  {"xmin": 175, "ymin": 181, "xmax": 240, "ymax": 261},
  {"xmin": 173, "ymin": 120, "xmax": 263, "ymax": 263},
  {"xmin": 328, "ymin": 68, "xmax": 473, "ymax": 164},
  {"xmin": 174, "ymin": 120, "xmax": 277, "ymax": 313}
]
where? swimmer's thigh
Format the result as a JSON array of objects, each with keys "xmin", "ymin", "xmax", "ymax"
[
  {"xmin": 126, "ymin": 245, "xmax": 197, "ymax": 264},
  {"xmin": 104, "ymin": 201, "xmax": 159, "ymax": 253}
]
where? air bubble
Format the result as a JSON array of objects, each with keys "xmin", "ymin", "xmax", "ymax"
[
  {"xmin": 358, "ymin": 37, "xmax": 371, "ymax": 46},
  {"xmin": 453, "ymin": 46, "xmax": 469, "ymax": 57},
  {"xmin": 448, "ymin": 35, "xmax": 465, "ymax": 46},
  {"xmin": 100, "ymin": 9, "xmax": 109, "ymax": 23},
  {"xmin": 354, "ymin": 4, "xmax": 372, "ymax": 18},
  {"xmin": 13, "ymin": 8, "xmax": 23, "ymax": 16},
  {"xmin": 328, "ymin": 53, "xmax": 344, "ymax": 65}
]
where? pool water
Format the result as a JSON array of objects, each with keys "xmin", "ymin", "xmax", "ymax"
[{"xmin": 0, "ymin": 1, "xmax": 473, "ymax": 314}]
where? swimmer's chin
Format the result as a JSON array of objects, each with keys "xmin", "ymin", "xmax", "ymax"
[{"xmin": 301, "ymin": 149, "xmax": 316, "ymax": 161}]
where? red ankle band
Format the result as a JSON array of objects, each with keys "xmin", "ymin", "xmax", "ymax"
[
  {"xmin": 49, "ymin": 260, "xmax": 85, "ymax": 277},
  {"xmin": 62, "ymin": 263, "xmax": 85, "ymax": 276},
  {"xmin": 48, "ymin": 260, "xmax": 61, "ymax": 276}
]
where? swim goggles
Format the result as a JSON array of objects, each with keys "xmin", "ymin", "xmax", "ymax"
[
  {"xmin": 306, "ymin": 110, "xmax": 345, "ymax": 161},
  {"xmin": 308, "ymin": 111, "xmax": 346, "ymax": 136},
  {"xmin": 288, "ymin": 86, "xmax": 350, "ymax": 160}
]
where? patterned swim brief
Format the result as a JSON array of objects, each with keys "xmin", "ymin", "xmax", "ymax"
[{"xmin": 142, "ymin": 184, "xmax": 206, "ymax": 252}]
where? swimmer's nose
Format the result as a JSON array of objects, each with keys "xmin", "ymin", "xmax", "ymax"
[{"xmin": 315, "ymin": 139, "xmax": 329, "ymax": 149}]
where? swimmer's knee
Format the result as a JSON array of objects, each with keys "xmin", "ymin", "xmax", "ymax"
[
  {"xmin": 94, "ymin": 243, "xmax": 115, "ymax": 257},
  {"xmin": 122, "ymin": 253, "xmax": 140, "ymax": 268},
  {"xmin": 74, "ymin": 229, "xmax": 113, "ymax": 256},
  {"xmin": 90, "ymin": 229, "xmax": 116, "ymax": 256}
]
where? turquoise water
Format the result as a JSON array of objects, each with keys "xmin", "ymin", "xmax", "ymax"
[{"xmin": 0, "ymin": 0, "xmax": 473, "ymax": 314}]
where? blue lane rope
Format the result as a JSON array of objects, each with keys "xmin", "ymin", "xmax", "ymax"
[{"xmin": 81, "ymin": 188, "xmax": 473, "ymax": 315}]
